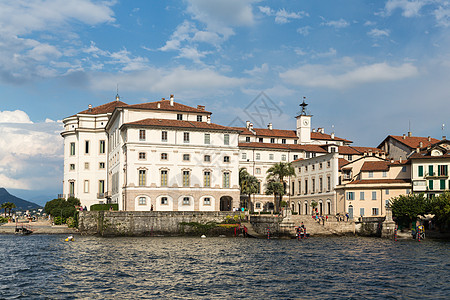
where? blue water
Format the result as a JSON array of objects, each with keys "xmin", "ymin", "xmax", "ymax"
[{"xmin": 0, "ymin": 235, "xmax": 449, "ymax": 299}]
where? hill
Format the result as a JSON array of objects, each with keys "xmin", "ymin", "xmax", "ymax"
[{"xmin": 0, "ymin": 188, "xmax": 41, "ymax": 211}]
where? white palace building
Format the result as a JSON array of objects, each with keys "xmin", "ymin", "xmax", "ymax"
[{"xmin": 61, "ymin": 94, "xmax": 387, "ymax": 214}]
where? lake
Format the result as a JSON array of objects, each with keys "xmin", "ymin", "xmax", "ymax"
[{"xmin": 0, "ymin": 235, "xmax": 449, "ymax": 299}]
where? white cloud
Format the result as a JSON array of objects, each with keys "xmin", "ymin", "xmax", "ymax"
[
  {"xmin": 159, "ymin": 21, "xmax": 198, "ymax": 51},
  {"xmin": 176, "ymin": 47, "xmax": 211, "ymax": 64},
  {"xmin": 0, "ymin": 110, "xmax": 33, "ymax": 123},
  {"xmin": 244, "ymin": 63, "xmax": 269, "ymax": 76},
  {"xmin": 434, "ymin": 5, "xmax": 450, "ymax": 27},
  {"xmin": 321, "ymin": 18, "xmax": 350, "ymax": 29},
  {"xmin": 259, "ymin": 6, "xmax": 308, "ymax": 24},
  {"xmin": 280, "ymin": 60, "xmax": 419, "ymax": 89},
  {"xmin": 368, "ymin": 28, "xmax": 391, "ymax": 38},
  {"xmin": 297, "ymin": 26, "xmax": 311, "ymax": 36},
  {"xmin": 385, "ymin": 0, "xmax": 427, "ymax": 17},
  {"xmin": 364, "ymin": 20, "xmax": 376, "ymax": 26}
]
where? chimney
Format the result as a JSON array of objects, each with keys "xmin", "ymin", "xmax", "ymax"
[
  {"xmin": 443, "ymin": 135, "xmax": 447, "ymax": 140},
  {"xmin": 312, "ymin": 128, "xmax": 316, "ymax": 133},
  {"xmin": 408, "ymin": 131, "xmax": 412, "ymax": 137},
  {"xmin": 402, "ymin": 134, "xmax": 406, "ymax": 139},
  {"xmin": 390, "ymin": 158, "xmax": 394, "ymax": 163},
  {"xmin": 318, "ymin": 128, "xmax": 324, "ymax": 134},
  {"xmin": 428, "ymin": 136, "xmax": 431, "ymax": 142},
  {"xmin": 331, "ymin": 132, "xmax": 335, "ymax": 139},
  {"xmin": 246, "ymin": 121, "xmax": 250, "ymax": 129},
  {"xmin": 399, "ymin": 156, "xmax": 403, "ymax": 163},
  {"xmin": 88, "ymin": 104, "xmax": 92, "ymax": 112},
  {"xmin": 162, "ymin": 98, "xmax": 165, "ymax": 101},
  {"xmin": 170, "ymin": 94, "xmax": 174, "ymax": 106},
  {"xmin": 157, "ymin": 103, "xmax": 161, "ymax": 109},
  {"xmin": 416, "ymin": 147, "xmax": 420, "ymax": 153},
  {"xmin": 249, "ymin": 123, "xmax": 254, "ymax": 130},
  {"xmin": 419, "ymin": 141, "xmax": 423, "ymax": 148},
  {"xmin": 115, "ymin": 94, "xmax": 120, "ymax": 102},
  {"xmin": 268, "ymin": 123, "xmax": 273, "ymax": 130},
  {"xmin": 197, "ymin": 105, "xmax": 205, "ymax": 111},
  {"xmin": 206, "ymin": 116, "xmax": 211, "ymax": 124}
]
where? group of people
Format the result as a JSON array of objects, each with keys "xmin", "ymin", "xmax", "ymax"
[
  {"xmin": 295, "ymin": 222, "xmax": 307, "ymax": 239},
  {"xmin": 312, "ymin": 214, "xmax": 328, "ymax": 225}
]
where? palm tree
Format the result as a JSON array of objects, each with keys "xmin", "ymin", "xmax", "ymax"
[
  {"xmin": 1, "ymin": 202, "xmax": 16, "ymax": 217},
  {"xmin": 239, "ymin": 168, "xmax": 259, "ymax": 213},
  {"xmin": 1, "ymin": 203, "xmax": 7, "ymax": 217},
  {"xmin": 265, "ymin": 179, "xmax": 284, "ymax": 212},
  {"xmin": 266, "ymin": 162, "xmax": 295, "ymax": 212}
]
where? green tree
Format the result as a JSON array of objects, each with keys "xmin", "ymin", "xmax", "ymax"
[
  {"xmin": 1, "ymin": 202, "xmax": 16, "ymax": 217},
  {"xmin": 266, "ymin": 162, "xmax": 295, "ymax": 212},
  {"xmin": 311, "ymin": 200, "xmax": 318, "ymax": 213},
  {"xmin": 390, "ymin": 193, "xmax": 430, "ymax": 227},
  {"xmin": 44, "ymin": 197, "xmax": 81, "ymax": 224},
  {"xmin": 431, "ymin": 192, "xmax": 450, "ymax": 230},
  {"xmin": 239, "ymin": 168, "xmax": 259, "ymax": 212},
  {"xmin": 265, "ymin": 179, "xmax": 284, "ymax": 212},
  {"xmin": 1, "ymin": 202, "xmax": 8, "ymax": 217}
]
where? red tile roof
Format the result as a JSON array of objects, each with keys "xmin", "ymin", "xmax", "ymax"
[
  {"xmin": 350, "ymin": 146, "xmax": 384, "ymax": 154},
  {"xmin": 360, "ymin": 161, "xmax": 390, "ymax": 172},
  {"xmin": 125, "ymin": 100, "xmax": 212, "ymax": 114},
  {"xmin": 338, "ymin": 146, "xmax": 361, "ymax": 155},
  {"xmin": 311, "ymin": 132, "xmax": 352, "ymax": 143},
  {"xmin": 238, "ymin": 142, "xmax": 328, "ymax": 153},
  {"xmin": 339, "ymin": 158, "xmax": 350, "ymax": 168},
  {"xmin": 378, "ymin": 135, "xmax": 439, "ymax": 149},
  {"xmin": 349, "ymin": 179, "xmax": 410, "ymax": 185},
  {"xmin": 124, "ymin": 119, "xmax": 240, "ymax": 132},
  {"xmin": 77, "ymin": 100, "xmax": 128, "ymax": 115}
]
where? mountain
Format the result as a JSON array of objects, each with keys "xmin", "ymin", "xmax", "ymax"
[{"xmin": 0, "ymin": 188, "xmax": 42, "ymax": 211}]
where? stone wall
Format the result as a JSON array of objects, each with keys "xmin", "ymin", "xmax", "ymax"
[{"xmin": 79, "ymin": 211, "xmax": 243, "ymax": 236}]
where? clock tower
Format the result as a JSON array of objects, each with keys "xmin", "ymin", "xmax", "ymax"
[{"xmin": 296, "ymin": 97, "xmax": 311, "ymax": 144}]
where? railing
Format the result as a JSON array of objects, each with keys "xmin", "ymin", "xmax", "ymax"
[
  {"xmin": 68, "ymin": 193, "xmax": 75, "ymax": 198},
  {"xmin": 97, "ymin": 193, "xmax": 105, "ymax": 199},
  {"xmin": 58, "ymin": 194, "xmax": 65, "ymax": 199},
  {"xmin": 425, "ymin": 172, "xmax": 448, "ymax": 179}
]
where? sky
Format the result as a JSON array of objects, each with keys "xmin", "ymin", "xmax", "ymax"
[{"xmin": 0, "ymin": 0, "xmax": 449, "ymax": 205}]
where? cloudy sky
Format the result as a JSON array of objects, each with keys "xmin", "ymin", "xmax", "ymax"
[{"xmin": 1, "ymin": 0, "xmax": 449, "ymax": 204}]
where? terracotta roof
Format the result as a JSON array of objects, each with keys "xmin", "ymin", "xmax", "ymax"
[
  {"xmin": 311, "ymin": 132, "xmax": 352, "ymax": 143},
  {"xmin": 409, "ymin": 153, "xmax": 450, "ymax": 159},
  {"xmin": 289, "ymin": 144, "xmax": 328, "ymax": 153},
  {"xmin": 231, "ymin": 127, "xmax": 253, "ymax": 135},
  {"xmin": 77, "ymin": 100, "xmax": 128, "ymax": 115},
  {"xmin": 338, "ymin": 146, "xmax": 361, "ymax": 155},
  {"xmin": 238, "ymin": 142, "xmax": 328, "ymax": 153},
  {"xmin": 351, "ymin": 146, "xmax": 384, "ymax": 154},
  {"xmin": 339, "ymin": 158, "xmax": 350, "ymax": 168},
  {"xmin": 378, "ymin": 135, "xmax": 439, "ymax": 149},
  {"xmin": 124, "ymin": 119, "xmax": 240, "ymax": 132},
  {"xmin": 360, "ymin": 161, "xmax": 390, "ymax": 172},
  {"xmin": 349, "ymin": 179, "xmax": 410, "ymax": 185},
  {"xmin": 125, "ymin": 100, "xmax": 212, "ymax": 114}
]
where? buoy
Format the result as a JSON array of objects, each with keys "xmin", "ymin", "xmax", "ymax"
[
  {"xmin": 201, "ymin": 235, "xmax": 206, "ymax": 238},
  {"xmin": 65, "ymin": 236, "xmax": 74, "ymax": 242}
]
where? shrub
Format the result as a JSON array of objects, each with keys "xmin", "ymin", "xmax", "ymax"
[{"xmin": 90, "ymin": 204, "xmax": 118, "ymax": 211}]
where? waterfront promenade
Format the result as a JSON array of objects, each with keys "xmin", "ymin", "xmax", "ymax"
[{"xmin": 0, "ymin": 219, "xmax": 77, "ymax": 234}]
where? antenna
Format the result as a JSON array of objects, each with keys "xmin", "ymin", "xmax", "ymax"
[
  {"xmin": 408, "ymin": 120, "xmax": 411, "ymax": 133},
  {"xmin": 115, "ymin": 84, "xmax": 120, "ymax": 101}
]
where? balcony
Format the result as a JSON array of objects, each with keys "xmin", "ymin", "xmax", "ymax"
[
  {"xmin": 58, "ymin": 194, "xmax": 65, "ymax": 199},
  {"xmin": 413, "ymin": 180, "xmax": 427, "ymax": 191},
  {"xmin": 97, "ymin": 193, "xmax": 105, "ymax": 199},
  {"xmin": 425, "ymin": 172, "xmax": 448, "ymax": 179}
]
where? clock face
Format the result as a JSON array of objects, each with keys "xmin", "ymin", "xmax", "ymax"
[{"xmin": 303, "ymin": 119, "xmax": 309, "ymax": 126}]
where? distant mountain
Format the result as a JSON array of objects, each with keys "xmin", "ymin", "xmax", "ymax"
[{"xmin": 0, "ymin": 188, "xmax": 41, "ymax": 211}]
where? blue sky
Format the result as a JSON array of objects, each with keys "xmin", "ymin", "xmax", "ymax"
[{"xmin": 0, "ymin": 0, "xmax": 449, "ymax": 204}]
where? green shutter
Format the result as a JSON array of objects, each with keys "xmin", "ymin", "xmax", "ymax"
[
  {"xmin": 429, "ymin": 180, "xmax": 434, "ymax": 190},
  {"xmin": 429, "ymin": 165, "xmax": 434, "ymax": 176},
  {"xmin": 418, "ymin": 166, "xmax": 423, "ymax": 177},
  {"xmin": 438, "ymin": 166, "xmax": 441, "ymax": 176},
  {"xmin": 440, "ymin": 179, "xmax": 446, "ymax": 190}
]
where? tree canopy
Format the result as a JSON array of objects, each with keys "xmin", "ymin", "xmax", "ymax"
[
  {"xmin": 1, "ymin": 202, "xmax": 16, "ymax": 217},
  {"xmin": 44, "ymin": 197, "xmax": 80, "ymax": 224},
  {"xmin": 266, "ymin": 162, "xmax": 295, "ymax": 212},
  {"xmin": 239, "ymin": 168, "xmax": 259, "ymax": 212}
]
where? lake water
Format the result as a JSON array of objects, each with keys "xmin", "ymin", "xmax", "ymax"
[{"xmin": 0, "ymin": 235, "xmax": 449, "ymax": 299}]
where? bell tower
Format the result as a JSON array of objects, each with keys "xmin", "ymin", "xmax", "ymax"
[{"xmin": 296, "ymin": 97, "xmax": 311, "ymax": 144}]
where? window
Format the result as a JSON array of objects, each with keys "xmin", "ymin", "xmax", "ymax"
[
  {"xmin": 372, "ymin": 191, "xmax": 377, "ymax": 200},
  {"xmin": 294, "ymin": 155, "xmax": 298, "ymax": 160},
  {"xmin": 305, "ymin": 166, "xmax": 308, "ymax": 172},
  {"xmin": 197, "ymin": 115, "xmax": 202, "ymax": 122},
  {"xmin": 282, "ymin": 139, "xmax": 286, "ymax": 144},
  {"xmin": 360, "ymin": 192, "xmax": 365, "ymax": 200},
  {"xmin": 245, "ymin": 137, "xmax": 250, "ymax": 142},
  {"xmin": 161, "ymin": 197, "xmax": 168, "ymax": 205},
  {"xmin": 255, "ymin": 202, "xmax": 261, "ymax": 209},
  {"xmin": 294, "ymin": 140, "xmax": 297, "ymax": 144},
  {"xmin": 327, "ymin": 176, "xmax": 331, "ymax": 191},
  {"xmin": 139, "ymin": 152, "xmax": 146, "ymax": 160},
  {"xmin": 360, "ymin": 208, "xmax": 365, "ymax": 216},
  {"xmin": 298, "ymin": 181, "xmax": 301, "ymax": 194},
  {"xmin": 312, "ymin": 165, "xmax": 315, "ymax": 171},
  {"xmin": 139, "ymin": 130, "xmax": 146, "ymax": 141},
  {"xmin": 84, "ymin": 162, "xmax": 89, "ymax": 170},
  {"xmin": 224, "ymin": 156, "xmax": 230, "ymax": 163},
  {"xmin": 256, "ymin": 153, "xmax": 260, "ymax": 160},
  {"xmin": 70, "ymin": 142, "xmax": 75, "ymax": 156},
  {"xmin": 402, "ymin": 166, "xmax": 407, "ymax": 172},
  {"xmin": 438, "ymin": 165, "xmax": 448, "ymax": 176},
  {"xmin": 70, "ymin": 164, "xmax": 75, "ymax": 170},
  {"xmin": 242, "ymin": 153, "xmax": 247, "ymax": 160},
  {"xmin": 85, "ymin": 140, "xmax": 90, "ymax": 154},
  {"xmin": 440, "ymin": 179, "xmax": 446, "ymax": 190},
  {"xmin": 327, "ymin": 161, "xmax": 331, "ymax": 168},
  {"xmin": 139, "ymin": 170, "xmax": 146, "ymax": 186},
  {"xmin": 348, "ymin": 155, "xmax": 353, "ymax": 161},
  {"xmin": 204, "ymin": 197, "xmax": 211, "ymax": 205},
  {"xmin": 305, "ymin": 180, "xmax": 308, "ymax": 194},
  {"xmin": 69, "ymin": 181, "xmax": 75, "ymax": 196},
  {"xmin": 319, "ymin": 163, "xmax": 323, "ymax": 169},
  {"xmin": 312, "ymin": 178, "xmax": 315, "ymax": 193},
  {"xmin": 385, "ymin": 189, "xmax": 390, "ymax": 195},
  {"xmin": 161, "ymin": 170, "xmax": 168, "ymax": 186},
  {"xmin": 204, "ymin": 133, "xmax": 210, "ymax": 144},
  {"xmin": 346, "ymin": 192, "xmax": 354, "ymax": 200},
  {"xmin": 99, "ymin": 140, "xmax": 105, "ymax": 154},
  {"xmin": 84, "ymin": 180, "xmax": 89, "ymax": 193},
  {"xmin": 99, "ymin": 162, "xmax": 105, "ymax": 169},
  {"xmin": 382, "ymin": 171, "xmax": 387, "ymax": 178},
  {"xmin": 183, "ymin": 132, "xmax": 190, "ymax": 143},
  {"xmin": 204, "ymin": 171, "xmax": 211, "ymax": 187},
  {"xmin": 183, "ymin": 154, "xmax": 190, "ymax": 161},
  {"xmin": 418, "ymin": 165, "xmax": 424, "ymax": 177},
  {"xmin": 183, "ymin": 197, "xmax": 190, "ymax": 205},
  {"xmin": 372, "ymin": 208, "xmax": 379, "ymax": 216},
  {"xmin": 269, "ymin": 154, "xmax": 274, "ymax": 160},
  {"xmin": 330, "ymin": 147, "xmax": 336, "ymax": 153},
  {"xmin": 177, "ymin": 114, "xmax": 183, "ymax": 120},
  {"xmin": 99, "ymin": 180, "xmax": 105, "ymax": 194},
  {"xmin": 161, "ymin": 153, "xmax": 168, "ymax": 160},
  {"xmin": 139, "ymin": 197, "xmax": 146, "ymax": 205},
  {"xmin": 281, "ymin": 154, "xmax": 286, "ymax": 161},
  {"xmin": 270, "ymin": 138, "xmax": 275, "ymax": 143},
  {"xmin": 224, "ymin": 134, "xmax": 230, "ymax": 145},
  {"xmin": 204, "ymin": 155, "xmax": 211, "ymax": 162},
  {"xmin": 223, "ymin": 172, "xmax": 230, "ymax": 188},
  {"xmin": 183, "ymin": 171, "xmax": 190, "ymax": 187},
  {"xmin": 369, "ymin": 171, "xmax": 373, "ymax": 178},
  {"xmin": 161, "ymin": 131, "xmax": 168, "ymax": 142},
  {"xmin": 319, "ymin": 177, "xmax": 323, "ymax": 192},
  {"xmin": 292, "ymin": 182, "xmax": 295, "ymax": 195},
  {"xmin": 306, "ymin": 152, "xmax": 311, "ymax": 159},
  {"xmin": 255, "ymin": 168, "xmax": 261, "ymax": 174},
  {"xmin": 259, "ymin": 138, "xmax": 263, "ymax": 143},
  {"xmin": 429, "ymin": 180, "xmax": 434, "ymax": 190}
]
